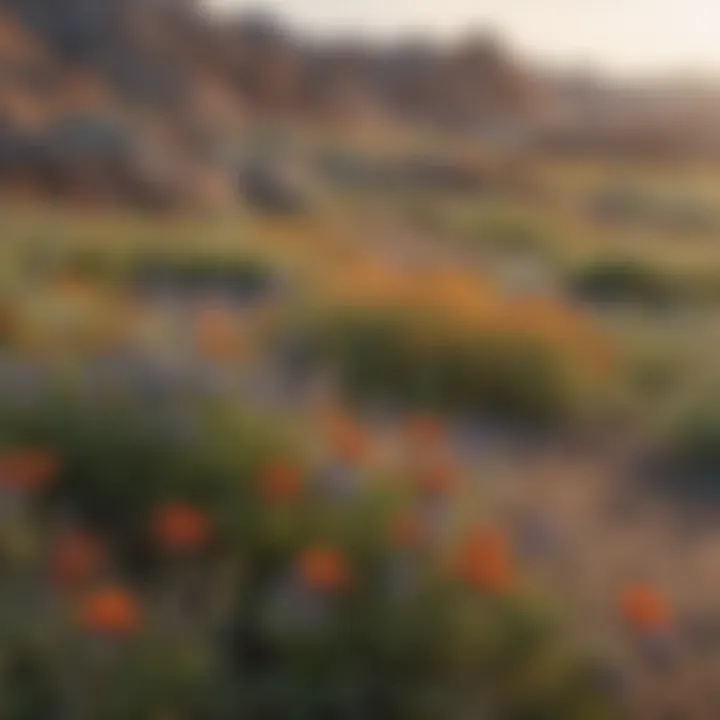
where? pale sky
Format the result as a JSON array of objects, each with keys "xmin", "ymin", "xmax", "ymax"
[{"xmin": 207, "ymin": 0, "xmax": 720, "ymax": 77}]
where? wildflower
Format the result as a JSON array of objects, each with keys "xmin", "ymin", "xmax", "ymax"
[
  {"xmin": 416, "ymin": 460, "xmax": 461, "ymax": 497},
  {"xmin": 152, "ymin": 502, "xmax": 212, "ymax": 554},
  {"xmin": 619, "ymin": 584, "xmax": 674, "ymax": 635},
  {"xmin": 406, "ymin": 413, "xmax": 445, "ymax": 451},
  {"xmin": 258, "ymin": 461, "xmax": 303, "ymax": 504},
  {"xmin": 454, "ymin": 527, "xmax": 518, "ymax": 596},
  {"xmin": 0, "ymin": 449, "xmax": 60, "ymax": 493},
  {"xmin": 80, "ymin": 586, "xmax": 141, "ymax": 638},
  {"xmin": 619, "ymin": 583, "xmax": 678, "ymax": 671},
  {"xmin": 194, "ymin": 303, "xmax": 237, "ymax": 360},
  {"xmin": 327, "ymin": 413, "xmax": 370, "ymax": 466},
  {"xmin": 297, "ymin": 546, "xmax": 353, "ymax": 594},
  {"xmin": 52, "ymin": 529, "xmax": 105, "ymax": 588}
]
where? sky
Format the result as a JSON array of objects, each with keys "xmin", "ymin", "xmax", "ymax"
[{"xmin": 207, "ymin": 0, "xmax": 720, "ymax": 77}]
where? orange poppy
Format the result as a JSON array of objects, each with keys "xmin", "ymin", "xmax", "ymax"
[
  {"xmin": 195, "ymin": 305, "xmax": 237, "ymax": 360},
  {"xmin": 80, "ymin": 586, "xmax": 141, "ymax": 637},
  {"xmin": 52, "ymin": 529, "xmax": 105, "ymax": 588},
  {"xmin": 258, "ymin": 461, "xmax": 303, "ymax": 504},
  {"xmin": 0, "ymin": 449, "xmax": 60, "ymax": 492},
  {"xmin": 619, "ymin": 584, "xmax": 674, "ymax": 635},
  {"xmin": 389, "ymin": 511, "xmax": 426, "ymax": 550},
  {"xmin": 454, "ymin": 527, "xmax": 518, "ymax": 595},
  {"xmin": 417, "ymin": 460, "xmax": 461, "ymax": 497},
  {"xmin": 327, "ymin": 414, "xmax": 370, "ymax": 466},
  {"xmin": 406, "ymin": 413, "xmax": 445, "ymax": 451},
  {"xmin": 297, "ymin": 546, "xmax": 353, "ymax": 594},
  {"xmin": 152, "ymin": 502, "xmax": 212, "ymax": 553}
]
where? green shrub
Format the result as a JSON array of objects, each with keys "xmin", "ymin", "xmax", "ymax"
[
  {"xmin": 130, "ymin": 253, "xmax": 280, "ymax": 299},
  {"xmin": 648, "ymin": 395, "xmax": 720, "ymax": 503},
  {"xmin": 671, "ymin": 401, "xmax": 720, "ymax": 476},
  {"xmin": 298, "ymin": 307, "xmax": 591, "ymax": 428},
  {"xmin": 571, "ymin": 256, "xmax": 679, "ymax": 307}
]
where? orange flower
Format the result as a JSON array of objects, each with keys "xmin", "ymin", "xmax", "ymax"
[
  {"xmin": 417, "ymin": 460, "xmax": 461, "ymax": 497},
  {"xmin": 297, "ymin": 546, "xmax": 353, "ymax": 594},
  {"xmin": 52, "ymin": 529, "xmax": 105, "ymax": 588},
  {"xmin": 454, "ymin": 527, "xmax": 517, "ymax": 595},
  {"xmin": 195, "ymin": 304, "xmax": 237, "ymax": 360},
  {"xmin": 258, "ymin": 461, "xmax": 303, "ymax": 504},
  {"xmin": 389, "ymin": 511, "xmax": 426, "ymax": 550},
  {"xmin": 0, "ymin": 449, "xmax": 60, "ymax": 492},
  {"xmin": 80, "ymin": 587, "xmax": 142, "ymax": 637},
  {"xmin": 406, "ymin": 413, "xmax": 445, "ymax": 450},
  {"xmin": 620, "ymin": 584, "xmax": 674, "ymax": 635},
  {"xmin": 327, "ymin": 414, "xmax": 370, "ymax": 466},
  {"xmin": 152, "ymin": 502, "xmax": 212, "ymax": 553}
]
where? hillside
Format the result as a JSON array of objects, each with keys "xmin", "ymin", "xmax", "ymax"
[
  {"xmin": 2, "ymin": 1, "xmax": 720, "ymax": 210},
  {"xmin": 0, "ymin": 0, "xmax": 543, "ymax": 208}
]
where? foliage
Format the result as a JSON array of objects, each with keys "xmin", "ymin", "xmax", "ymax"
[
  {"xmin": 571, "ymin": 256, "xmax": 680, "ymax": 307},
  {"xmin": 300, "ymin": 267, "xmax": 612, "ymax": 427},
  {"xmin": 0, "ymin": 388, "xmax": 611, "ymax": 719}
]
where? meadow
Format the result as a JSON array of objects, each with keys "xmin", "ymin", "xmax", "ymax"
[{"xmin": 1, "ymin": 146, "xmax": 720, "ymax": 718}]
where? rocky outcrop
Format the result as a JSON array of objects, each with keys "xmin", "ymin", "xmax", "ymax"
[{"xmin": 0, "ymin": 1, "xmax": 544, "ymax": 207}]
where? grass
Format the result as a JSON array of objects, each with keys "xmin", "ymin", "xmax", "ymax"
[
  {"xmin": 0, "ymin": 192, "xmax": 626, "ymax": 718},
  {"xmin": 1, "ymin": 149, "xmax": 720, "ymax": 715}
]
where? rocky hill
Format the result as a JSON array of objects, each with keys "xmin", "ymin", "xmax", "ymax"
[
  {"xmin": 14, "ymin": 1, "xmax": 720, "ymax": 208},
  {"xmin": 0, "ymin": 0, "xmax": 546, "ymax": 208}
]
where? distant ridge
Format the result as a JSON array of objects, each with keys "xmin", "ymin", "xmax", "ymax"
[{"xmin": 0, "ymin": 0, "xmax": 718, "ymax": 207}]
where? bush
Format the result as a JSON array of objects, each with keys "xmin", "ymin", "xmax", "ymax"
[
  {"xmin": 571, "ymin": 257, "xmax": 679, "ymax": 307},
  {"xmin": 293, "ymin": 265, "xmax": 614, "ymax": 428},
  {"xmin": 305, "ymin": 309, "xmax": 580, "ymax": 426},
  {"xmin": 670, "ymin": 401, "xmax": 720, "ymax": 477},
  {"xmin": 292, "ymin": 288, "xmax": 613, "ymax": 430},
  {"xmin": 646, "ymin": 395, "xmax": 720, "ymax": 504},
  {"xmin": 0, "ymin": 385, "xmax": 611, "ymax": 718},
  {"xmin": 0, "ymin": 390, "xmax": 291, "ymax": 551},
  {"xmin": 130, "ymin": 252, "xmax": 282, "ymax": 301}
]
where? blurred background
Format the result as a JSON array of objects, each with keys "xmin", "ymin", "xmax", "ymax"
[{"xmin": 0, "ymin": 0, "xmax": 719, "ymax": 717}]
